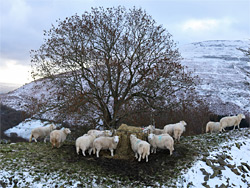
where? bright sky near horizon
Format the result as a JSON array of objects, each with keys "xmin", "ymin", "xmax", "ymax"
[{"xmin": 0, "ymin": 0, "xmax": 249, "ymax": 86}]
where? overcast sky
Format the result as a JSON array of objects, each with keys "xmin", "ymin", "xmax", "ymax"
[{"xmin": 0, "ymin": 0, "xmax": 249, "ymax": 85}]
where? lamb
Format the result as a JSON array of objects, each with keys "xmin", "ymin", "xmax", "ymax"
[
  {"xmin": 206, "ymin": 121, "xmax": 220, "ymax": 133},
  {"xmin": 87, "ymin": 129, "xmax": 112, "ymax": 137},
  {"xmin": 93, "ymin": 136, "xmax": 119, "ymax": 157},
  {"xmin": 148, "ymin": 133, "xmax": 174, "ymax": 155},
  {"xmin": 164, "ymin": 121, "xmax": 187, "ymax": 142},
  {"xmin": 29, "ymin": 124, "xmax": 56, "ymax": 143},
  {"xmin": 130, "ymin": 134, "xmax": 150, "ymax": 162},
  {"xmin": 220, "ymin": 114, "xmax": 246, "ymax": 132},
  {"xmin": 75, "ymin": 134, "xmax": 96, "ymax": 156},
  {"xmin": 50, "ymin": 128, "xmax": 71, "ymax": 148}
]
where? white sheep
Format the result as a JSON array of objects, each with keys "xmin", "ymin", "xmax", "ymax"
[
  {"xmin": 50, "ymin": 128, "xmax": 71, "ymax": 148},
  {"xmin": 143, "ymin": 125, "xmax": 155, "ymax": 133},
  {"xmin": 206, "ymin": 121, "xmax": 220, "ymax": 133},
  {"xmin": 143, "ymin": 125, "xmax": 165, "ymax": 135},
  {"xmin": 220, "ymin": 114, "xmax": 246, "ymax": 132},
  {"xmin": 93, "ymin": 136, "xmax": 119, "ymax": 157},
  {"xmin": 87, "ymin": 129, "xmax": 112, "ymax": 137},
  {"xmin": 164, "ymin": 121, "xmax": 187, "ymax": 142},
  {"xmin": 152, "ymin": 128, "xmax": 166, "ymax": 135},
  {"xmin": 163, "ymin": 124, "xmax": 175, "ymax": 136},
  {"xmin": 148, "ymin": 133, "xmax": 174, "ymax": 155},
  {"xmin": 130, "ymin": 134, "xmax": 150, "ymax": 162},
  {"xmin": 75, "ymin": 134, "xmax": 96, "ymax": 156},
  {"xmin": 29, "ymin": 124, "xmax": 56, "ymax": 143}
]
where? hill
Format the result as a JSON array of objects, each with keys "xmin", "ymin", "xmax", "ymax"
[
  {"xmin": 180, "ymin": 40, "xmax": 250, "ymax": 115},
  {"xmin": 0, "ymin": 128, "xmax": 249, "ymax": 187},
  {"xmin": 1, "ymin": 40, "xmax": 249, "ymax": 124}
]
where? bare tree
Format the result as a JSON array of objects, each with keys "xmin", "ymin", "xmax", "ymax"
[{"xmin": 30, "ymin": 6, "xmax": 196, "ymax": 128}]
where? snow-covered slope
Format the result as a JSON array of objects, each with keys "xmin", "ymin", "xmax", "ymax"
[
  {"xmin": 180, "ymin": 40, "xmax": 250, "ymax": 115},
  {"xmin": 0, "ymin": 40, "xmax": 249, "ymax": 120}
]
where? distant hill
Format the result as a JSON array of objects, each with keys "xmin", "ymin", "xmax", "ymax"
[
  {"xmin": 0, "ymin": 40, "xmax": 249, "ymax": 123},
  {"xmin": 179, "ymin": 40, "xmax": 250, "ymax": 115},
  {"xmin": 0, "ymin": 82, "xmax": 21, "ymax": 94}
]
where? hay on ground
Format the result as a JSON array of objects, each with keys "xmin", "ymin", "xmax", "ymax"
[{"xmin": 113, "ymin": 124, "xmax": 149, "ymax": 160}]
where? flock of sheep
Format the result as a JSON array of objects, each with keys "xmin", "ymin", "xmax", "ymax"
[
  {"xmin": 205, "ymin": 113, "xmax": 245, "ymax": 133},
  {"xmin": 29, "ymin": 113, "xmax": 246, "ymax": 162}
]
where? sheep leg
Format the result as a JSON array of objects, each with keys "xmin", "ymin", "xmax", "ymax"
[
  {"xmin": 169, "ymin": 148, "xmax": 173, "ymax": 156},
  {"xmin": 88, "ymin": 148, "xmax": 93, "ymax": 155},
  {"xmin": 146, "ymin": 155, "xmax": 148, "ymax": 162},
  {"xmin": 56, "ymin": 141, "xmax": 60, "ymax": 148},
  {"xmin": 76, "ymin": 147, "xmax": 79, "ymax": 155},
  {"xmin": 96, "ymin": 149, "xmax": 100, "ymax": 158},
  {"xmin": 44, "ymin": 137, "xmax": 47, "ymax": 143},
  {"xmin": 135, "ymin": 153, "xmax": 138, "ymax": 159},
  {"xmin": 34, "ymin": 138, "xmax": 38, "ymax": 142},
  {"xmin": 138, "ymin": 154, "xmax": 141, "ymax": 162},
  {"xmin": 110, "ymin": 149, "xmax": 114, "ymax": 157},
  {"xmin": 82, "ymin": 150, "xmax": 86, "ymax": 156}
]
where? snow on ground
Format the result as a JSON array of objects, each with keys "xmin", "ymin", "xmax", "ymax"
[
  {"xmin": 180, "ymin": 40, "xmax": 250, "ymax": 115},
  {"xmin": 3, "ymin": 120, "xmax": 250, "ymax": 187},
  {"xmin": 4, "ymin": 118, "xmax": 61, "ymax": 141},
  {"xmin": 176, "ymin": 132, "xmax": 250, "ymax": 187}
]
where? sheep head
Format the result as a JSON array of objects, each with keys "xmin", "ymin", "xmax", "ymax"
[
  {"xmin": 64, "ymin": 128, "xmax": 71, "ymax": 134},
  {"xmin": 114, "ymin": 136, "xmax": 119, "ymax": 143},
  {"xmin": 239, "ymin": 114, "xmax": 245, "ymax": 119},
  {"xmin": 181, "ymin": 121, "xmax": 187, "ymax": 126},
  {"xmin": 148, "ymin": 133, "xmax": 154, "ymax": 140}
]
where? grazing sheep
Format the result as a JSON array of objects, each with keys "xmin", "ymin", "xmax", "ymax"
[
  {"xmin": 75, "ymin": 134, "xmax": 96, "ymax": 156},
  {"xmin": 130, "ymin": 134, "xmax": 150, "ymax": 162},
  {"xmin": 206, "ymin": 121, "xmax": 220, "ymax": 133},
  {"xmin": 220, "ymin": 114, "xmax": 246, "ymax": 132},
  {"xmin": 50, "ymin": 128, "xmax": 71, "ymax": 148},
  {"xmin": 93, "ymin": 136, "xmax": 119, "ymax": 157},
  {"xmin": 87, "ymin": 129, "xmax": 112, "ymax": 137},
  {"xmin": 164, "ymin": 121, "xmax": 187, "ymax": 142},
  {"xmin": 148, "ymin": 133, "xmax": 174, "ymax": 155},
  {"xmin": 29, "ymin": 124, "xmax": 56, "ymax": 143},
  {"xmin": 143, "ymin": 125, "xmax": 155, "ymax": 133}
]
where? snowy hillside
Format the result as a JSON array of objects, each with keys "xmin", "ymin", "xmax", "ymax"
[
  {"xmin": 180, "ymin": 40, "xmax": 250, "ymax": 115},
  {"xmin": 0, "ymin": 40, "xmax": 249, "ymax": 121}
]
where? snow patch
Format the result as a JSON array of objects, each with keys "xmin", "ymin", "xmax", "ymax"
[{"xmin": 4, "ymin": 118, "xmax": 60, "ymax": 141}]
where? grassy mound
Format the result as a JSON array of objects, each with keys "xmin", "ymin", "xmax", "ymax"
[{"xmin": 0, "ymin": 128, "xmax": 249, "ymax": 187}]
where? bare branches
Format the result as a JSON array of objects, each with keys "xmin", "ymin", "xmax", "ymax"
[{"xmin": 30, "ymin": 6, "xmax": 196, "ymax": 128}]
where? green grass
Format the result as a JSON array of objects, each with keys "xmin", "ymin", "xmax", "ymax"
[{"xmin": 1, "ymin": 128, "xmax": 249, "ymax": 187}]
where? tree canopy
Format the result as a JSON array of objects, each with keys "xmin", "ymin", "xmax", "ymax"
[{"xmin": 31, "ymin": 6, "xmax": 196, "ymax": 128}]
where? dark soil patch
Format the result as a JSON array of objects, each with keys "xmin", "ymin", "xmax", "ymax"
[
  {"xmin": 57, "ymin": 141, "xmax": 194, "ymax": 186},
  {"xmin": 0, "ymin": 104, "xmax": 29, "ymax": 142}
]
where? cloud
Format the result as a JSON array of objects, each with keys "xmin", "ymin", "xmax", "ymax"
[
  {"xmin": 181, "ymin": 18, "xmax": 233, "ymax": 32},
  {"xmin": 169, "ymin": 17, "xmax": 247, "ymax": 44},
  {"xmin": 0, "ymin": 57, "xmax": 32, "ymax": 85}
]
